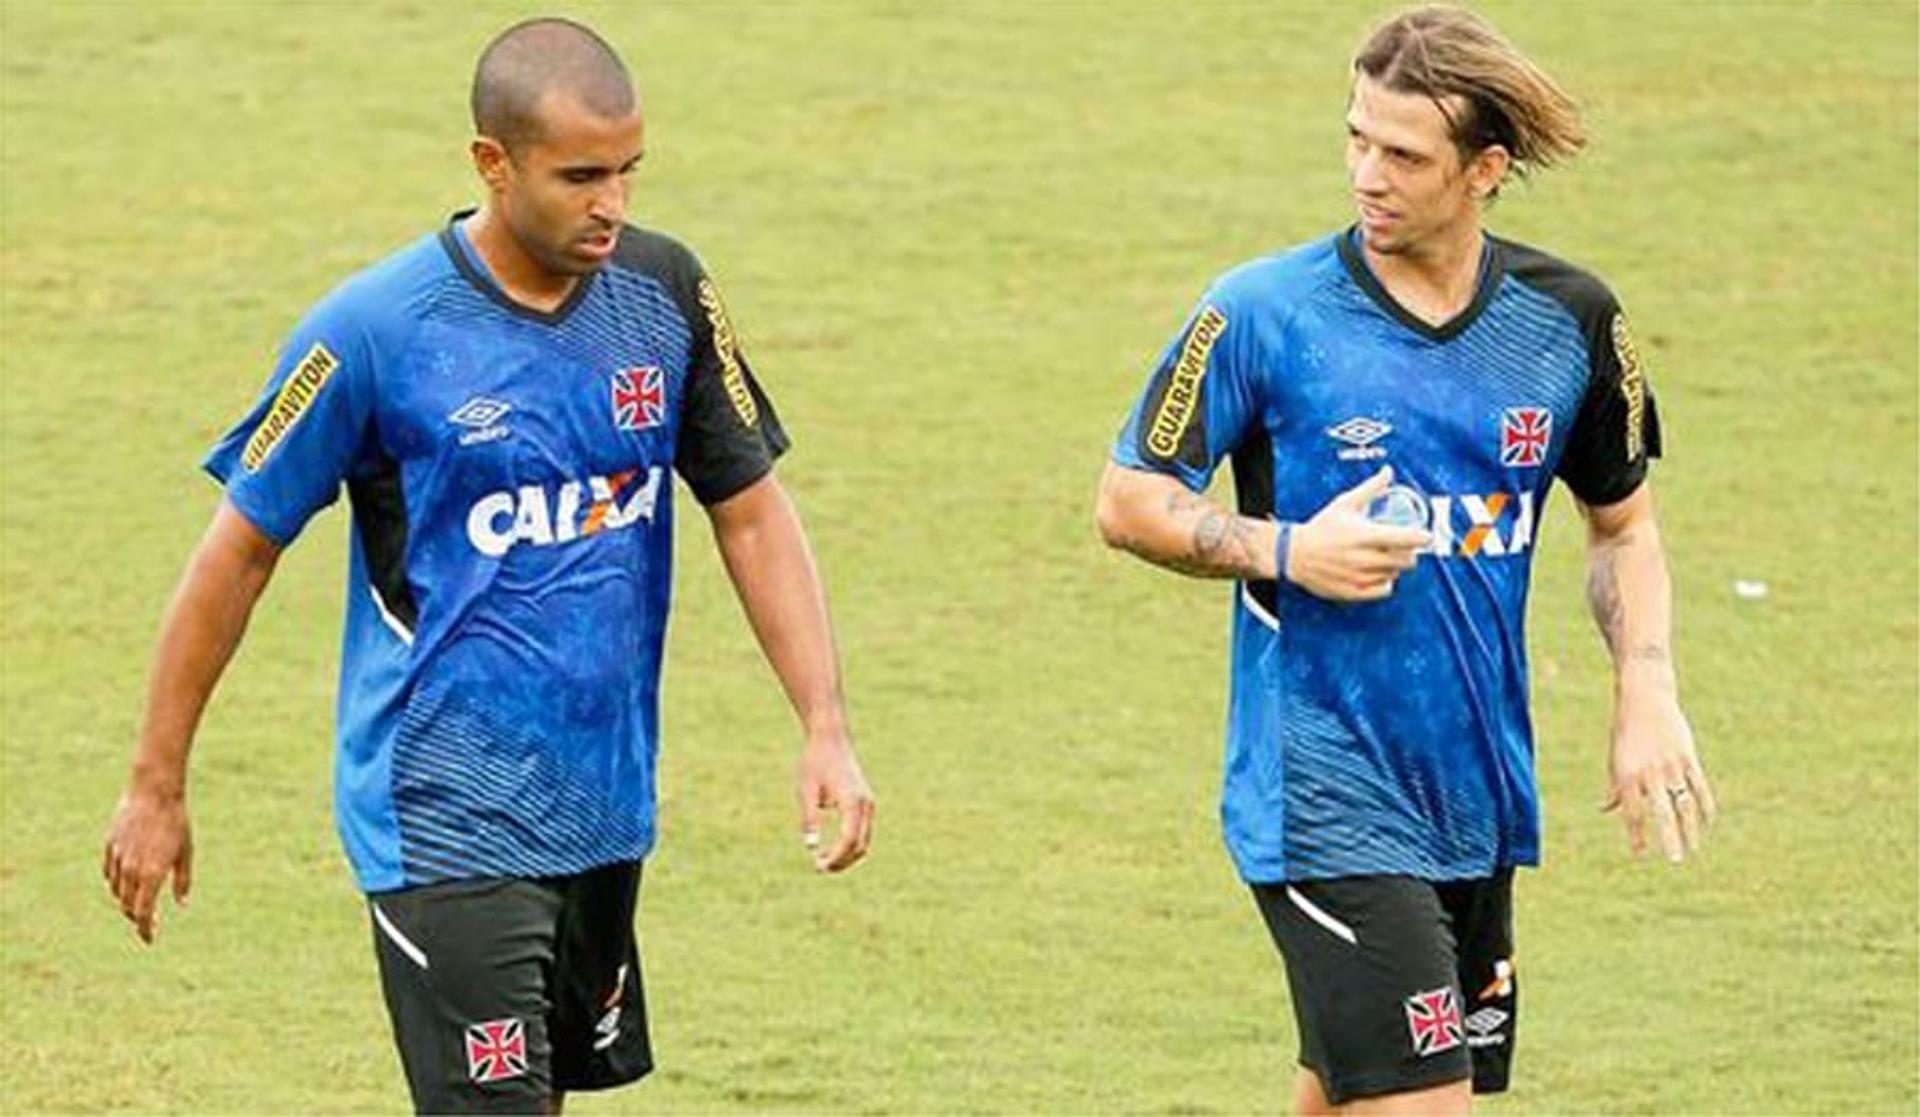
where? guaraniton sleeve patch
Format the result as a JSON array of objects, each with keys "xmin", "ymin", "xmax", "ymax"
[
  {"xmin": 1610, "ymin": 312, "xmax": 1646, "ymax": 462},
  {"xmin": 1145, "ymin": 304, "xmax": 1227, "ymax": 460},
  {"xmin": 242, "ymin": 342, "xmax": 339, "ymax": 472},
  {"xmin": 696, "ymin": 277, "xmax": 759, "ymax": 428}
]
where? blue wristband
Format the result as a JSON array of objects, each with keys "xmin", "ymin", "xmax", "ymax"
[{"xmin": 1274, "ymin": 521, "xmax": 1295, "ymax": 585}]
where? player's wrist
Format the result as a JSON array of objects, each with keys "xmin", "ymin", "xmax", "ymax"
[
  {"xmin": 1274, "ymin": 521, "xmax": 1301, "ymax": 585},
  {"xmin": 800, "ymin": 711, "xmax": 852, "ymax": 748}
]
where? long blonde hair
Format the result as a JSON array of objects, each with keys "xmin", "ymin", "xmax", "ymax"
[{"xmin": 1354, "ymin": 6, "xmax": 1586, "ymax": 188}]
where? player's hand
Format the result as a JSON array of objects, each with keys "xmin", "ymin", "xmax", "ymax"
[
  {"xmin": 796, "ymin": 733, "xmax": 874, "ymax": 873},
  {"xmin": 102, "ymin": 785, "xmax": 194, "ymax": 943},
  {"xmin": 1287, "ymin": 467, "xmax": 1433, "ymax": 602},
  {"xmin": 1603, "ymin": 691, "xmax": 1715, "ymax": 862}
]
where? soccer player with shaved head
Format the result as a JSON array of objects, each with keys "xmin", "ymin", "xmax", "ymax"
[
  {"xmin": 103, "ymin": 17, "xmax": 873, "ymax": 1111},
  {"xmin": 1098, "ymin": 7, "xmax": 1715, "ymax": 1113}
]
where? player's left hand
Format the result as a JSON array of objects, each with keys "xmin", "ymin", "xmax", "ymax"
[
  {"xmin": 1603, "ymin": 691, "xmax": 1716, "ymax": 863},
  {"xmin": 796, "ymin": 733, "xmax": 874, "ymax": 873}
]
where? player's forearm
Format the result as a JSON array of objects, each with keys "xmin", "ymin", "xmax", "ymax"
[
  {"xmin": 1584, "ymin": 514, "xmax": 1676, "ymax": 700},
  {"xmin": 1096, "ymin": 464, "xmax": 1278, "ymax": 581},
  {"xmin": 131, "ymin": 509, "xmax": 279, "ymax": 798},
  {"xmin": 710, "ymin": 481, "xmax": 849, "ymax": 739}
]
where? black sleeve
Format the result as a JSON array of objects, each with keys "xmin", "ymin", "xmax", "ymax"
[
  {"xmin": 609, "ymin": 229, "xmax": 789, "ymax": 503},
  {"xmin": 675, "ymin": 270, "xmax": 789, "ymax": 504},
  {"xmin": 1555, "ymin": 298, "xmax": 1663, "ymax": 507}
]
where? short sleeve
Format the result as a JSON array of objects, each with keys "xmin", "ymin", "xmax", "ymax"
[
  {"xmin": 1110, "ymin": 288, "xmax": 1261, "ymax": 492},
  {"xmin": 1556, "ymin": 302, "xmax": 1664, "ymax": 506},
  {"xmin": 202, "ymin": 300, "xmax": 377, "ymax": 545},
  {"xmin": 674, "ymin": 267, "xmax": 790, "ymax": 505}
]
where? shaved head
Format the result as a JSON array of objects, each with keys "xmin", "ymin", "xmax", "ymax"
[{"xmin": 471, "ymin": 18, "xmax": 635, "ymax": 153}]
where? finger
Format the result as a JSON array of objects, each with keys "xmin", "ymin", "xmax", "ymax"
[
  {"xmin": 1617, "ymin": 783, "xmax": 1648, "ymax": 856},
  {"xmin": 1362, "ymin": 526, "xmax": 1434, "ymax": 553},
  {"xmin": 857, "ymin": 798, "xmax": 876, "ymax": 858},
  {"xmin": 174, "ymin": 842, "xmax": 194, "ymax": 904},
  {"xmin": 1349, "ymin": 579, "xmax": 1394, "ymax": 602},
  {"xmin": 1647, "ymin": 780, "xmax": 1683, "ymax": 863},
  {"xmin": 818, "ymin": 811, "xmax": 861, "ymax": 873},
  {"xmin": 797, "ymin": 780, "xmax": 824, "ymax": 852},
  {"xmin": 1337, "ymin": 466, "xmax": 1396, "ymax": 510},
  {"xmin": 131, "ymin": 871, "xmax": 165, "ymax": 943},
  {"xmin": 1687, "ymin": 758, "xmax": 1719, "ymax": 825},
  {"xmin": 847, "ymin": 795, "xmax": 876, "ymax": 861},
  {"xmin": 1670, "ymin": 780, "xmax": 1701, "ymax": 856}
]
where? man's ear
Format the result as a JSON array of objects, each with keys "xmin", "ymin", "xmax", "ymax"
[
  {"xmin": 1471, "ymin": 144, "xmax": 1512, "ymax": 201},
  {"xmin": 471, "ymin": 136, "xmax": 511, "ymax": 192}
]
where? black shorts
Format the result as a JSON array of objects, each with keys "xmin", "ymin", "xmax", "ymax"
[
  {"xmin": 1252, "ymin": 870, "xmax": 1517, "ymax": 1106},
  {"xmin": 368, "ymin": 860, "xmax": 654, "ymax": 1114}
]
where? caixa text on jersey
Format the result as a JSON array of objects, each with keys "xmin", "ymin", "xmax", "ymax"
[{"xmin": 465, "ymin": 466, "xmax": 664, "ymax": 558}]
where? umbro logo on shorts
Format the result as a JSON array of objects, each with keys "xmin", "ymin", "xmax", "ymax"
[{"xmin": 1464, "ymin": 1006, "xmax": 1510, "ymax": 1048}]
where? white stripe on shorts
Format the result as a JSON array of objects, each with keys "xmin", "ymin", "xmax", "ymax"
[
  {"xmin": 1285, "ymin": 885, "xmax": 1358, "ymax": 945},
  {"xmin": 372, "ymin": 902, "xmax": 430, "ymax": 970}
]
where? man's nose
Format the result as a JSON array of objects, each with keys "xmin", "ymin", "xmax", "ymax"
[
  {"xmin": 589, "ymin": 177, "xmax": 625, "ymax": 224},
  {"xmin": 1351, "ymin": 148, "xmax": 1388, "ymax": 194}
]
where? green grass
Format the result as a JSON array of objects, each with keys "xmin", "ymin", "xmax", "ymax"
[{"xmin": 3, "ymin": 1, "xmax": 1915, "ymax": 1113}]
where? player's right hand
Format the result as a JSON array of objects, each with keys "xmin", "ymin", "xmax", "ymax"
[
  {"xmin": 1286, "ymin": 467, "xmax": 1432, "ymax": 602},
  {"xmin": 102, "ymin": 787, "xmax": 193, "ymax": 944}
]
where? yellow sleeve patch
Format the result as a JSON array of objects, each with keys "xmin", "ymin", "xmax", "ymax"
[
  {"xmin": 1145, "ymin": 305, "xmax": 1227, "ymax": 460},
  {"xmin": 241, "ymin": 342, "xmax": 340, "ymax": 472},
  {"xmin": 696, "ymin": 277, "xmax": 759, "ymax": 428},
  {"xmin": 1610, "ymin": 312, "xmax": 1646, "ymax": 462}
]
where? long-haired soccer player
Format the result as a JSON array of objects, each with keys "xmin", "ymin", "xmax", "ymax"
[{"xmin": 1098, "ymin": 8, "xmax": 1715, "ymax": 1113}]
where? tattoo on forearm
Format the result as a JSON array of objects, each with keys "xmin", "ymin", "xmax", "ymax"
[
  {"xmin": 1130, "ymin": 490, "xmax": 1266, "ymax": 579},
  {"xmin": 1588, "ymin": 541, "xmax": 1673, "ymax": 668},
  {"xmin": 1587, "ymin": 547, "xmax": 1625, "ymax": 655},
  {"xmin": 1194, "ymin": 510, "xmax": 1231, "ymax": 557}
]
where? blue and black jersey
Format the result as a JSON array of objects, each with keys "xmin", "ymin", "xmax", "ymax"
[
  {"xmin": 206, "ymin": 214, "xmax": 787, "ymax": 892},
  {"xmin": 1113, "ymin": 227, "xmax": 1661, "ymax": 884}
]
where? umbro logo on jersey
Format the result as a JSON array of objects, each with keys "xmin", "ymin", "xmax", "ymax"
[
  {"xmin": 449, "ymin": 397, "xmax": 511, "ymax": 428},
  {"xmin": 466, "ymin": 466, "xmax": 664, "ymax": 558},
  {"xmin": 448, "ymin": 396, "xmax": 513, "ymax": 446},
  {"xmin": 1327, "ymin": 416, "xmax": 1392, "ymax": 461}
]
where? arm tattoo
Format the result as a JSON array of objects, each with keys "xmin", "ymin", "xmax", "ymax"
[
  {"xmin": 1588, "ymin": 534, "xmax": 1671, "ymax": 666},
  {"xmin": 1586, "ymin": 545, "xmax": 1626, "ymax": 655},
  {"xmin": 1133, "ymin": 489, "xmax": 1266, "ymax": 579}
]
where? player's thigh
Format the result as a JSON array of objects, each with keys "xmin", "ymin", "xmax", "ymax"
[
  {"xmin": 548, "ymin": 859, "xmax": 654, "ymax": 1092},
  {"xmin": 1438, "ymin": 867, "xmax": 1518, "ymax": 1093},
  {"xmin": 1252, "ymin": 875, "xmax": 1472, "ymax": 1106},
  {"xmin": 368, "ymin": 877, "xmax": 561, "ymax": 1114}
]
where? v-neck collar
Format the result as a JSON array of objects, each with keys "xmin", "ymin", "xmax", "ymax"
[
  {"xmin": 1336, "ymin": 225, "xmax": 1504, "ymax": 343},
  {"xmin": 439, "ymin": 209, "xmax": 597, "ymax": 327}
]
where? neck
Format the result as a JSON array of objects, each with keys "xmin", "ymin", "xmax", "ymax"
[
  {"xmin": 1363, "ymin": 218, "xmax": 1486, "ymax": 324},
  {"xmin": 464, "ymin": 207, "xmax": 578, "ymax": 313}
]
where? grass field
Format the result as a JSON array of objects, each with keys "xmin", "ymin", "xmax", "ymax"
[{"xmin": 2, "ymin": 2, "xmax": 1915, "ymax": 1113}]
